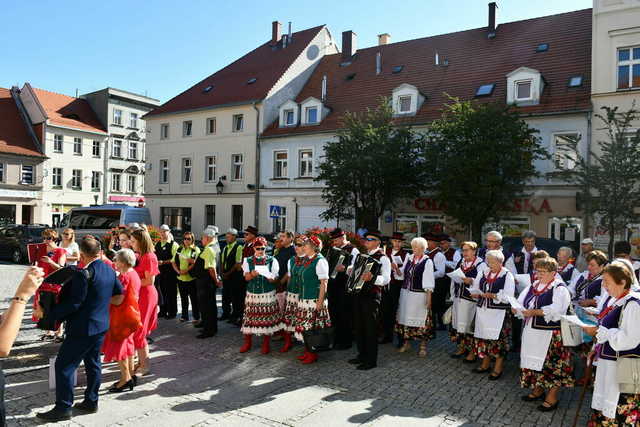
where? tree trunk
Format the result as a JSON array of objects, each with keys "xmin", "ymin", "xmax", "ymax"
[
  {"xmin": 608, "ymin": 222, "xmax": 615, "ymax": 259},
  {"xmin": 471, "ymin": 221, "xmax": 483, "ymax": 245}
]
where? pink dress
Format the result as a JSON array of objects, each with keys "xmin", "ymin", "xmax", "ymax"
[
  {"xmin": 102, "ymin": 270, "xmax": 141, "ymax": 362},
  {"xmin": 133, "ymin": 252, "xmax": 160, "ymax": 349}
]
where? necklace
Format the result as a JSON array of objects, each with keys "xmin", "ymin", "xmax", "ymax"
[
  {"xmin": 461, "ymin": 257, "xmax": 477, "ymax": 273},
  {"xmin": 598, "ymin": 291, "xmax": 630, "ymax": 320},
  {"xmin": 531, "ymin": 279, "xmax": 554, "ymax": 296},
  {"xmin": 303, "ymin": 254, "xmax": 316, "ymax": 267}
]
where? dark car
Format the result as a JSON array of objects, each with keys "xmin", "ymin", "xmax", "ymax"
[
  {"xmin": 501, "ymin": 237, "xmax": 579, "ymax": 259},
  {"xmin": 0, "ymin": 224, "xmax": 48, "ymax": 263}
]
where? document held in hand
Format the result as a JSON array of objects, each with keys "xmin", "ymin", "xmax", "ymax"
[
  {"xmin": 447, "ymin": 268, "xmax": 467, "ymax": 282},
  {"xmin": 254, "ymin": 265, "xmax": 274, "ymax": 280}
]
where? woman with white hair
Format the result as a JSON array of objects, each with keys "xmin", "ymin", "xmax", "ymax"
[
  {"xmin": 471, "ymin": 249, "xmax": 515, "ymax": 380},
  {"xmin": 395, "ymin": 237, "xmax": 435, "ymax": 358},
  {"xmin": 556, "ymin": 246, "xmax": 580, "ymax": 285}
]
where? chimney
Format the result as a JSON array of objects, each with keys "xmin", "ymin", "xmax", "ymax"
[
  {"xmin": 271, "ymin": 21, "xmax": 282, "ymax": 46},
  {"xmin": 488, "ymin": 2, "xmax": 497, "ymax": 36},
  {"xmin": 342, "ymin": 30, "xmax": 357, "ymax": 61},
  {"xmin": 288, "ymin": 21, "xmax": 292, "ymax": 43},
  {"xmin": 378, "ymin": 33, "xmax": 390, "ymax": 46}
]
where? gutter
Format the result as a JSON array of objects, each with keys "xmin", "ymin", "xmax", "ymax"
[
  {"xmin": 253, "ymin": 101, "xmax": 261, "ymax": 227},
  {"xmin": 143, "ymin": 99, "xmax": 262, "ymax": 120},
  {"xmin": 584, "ymin": 110, "xmax": 592, "ymax": 236}
]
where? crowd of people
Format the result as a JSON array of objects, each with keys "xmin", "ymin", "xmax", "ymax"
[{"xmin": 0, "ymin": 222, "xmax": 639, "ymax": 426}]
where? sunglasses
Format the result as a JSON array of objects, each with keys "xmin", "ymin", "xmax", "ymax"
[
  {"xmin": 184, "ymin": 238, "xmax": 192, "ymax": 241},
  {"xmin": 63, "ymin": 233, "xmax": 72, "ymax": 236},
  {"xmin": 43, "ymin": 236, "xmax": 54, "ymax": 241},
  {"xmin": 295, "ymin": 243, "xmax": 304, "ymax": 247},
  {"xmin": 254, "ymin": 247, "xmax": 266, "ymax": 251},
  {"xmin": 365, "ymin": 237, "xmax": 379, "ymax": 242}
]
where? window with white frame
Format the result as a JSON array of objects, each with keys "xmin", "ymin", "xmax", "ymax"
[
  {"xmin": 72, "ymin": 169, "xmax": 82, "ymax": 189},
  {"xmin": 272, "ymin": 207, "xmax": 287, "ymax": 233},
  {"xmin": 618, "ymin": 46, "xmax": 640, "ymax": 90},
  {"xmin": 206, "ymin": 118, "xmax": 216, "ymax": 135},
  {"xmin": 0, "ymin": 163, "xmax": 5, "ymax": 182},
  {"xmin": 128, "ymin": 141, "xmax": 138, "ymax": 160},
  {"xmin": 299, "ymin": 150, "xmax": 313, "ymax": 177},
  {"xmin": 160, "ymin": 123, "xmax": 169, "ymax": 139},
  {"xmin": 274, "ymin": 151, "xmax": 288, "ymax": 178},
  {"xmin": 232, "ymin": 154, "xmax": 243, "ymax": 180},
  {"xmin": 112, "ymin": 139, "xmax": 122, "ymax": 158},
  {"xmin": 284, "ymin": 109, "xmax": 295, "ymax": 126},
  {"xmin": 91, "ymin": 171, "xmax": 100, "ymax": 191},
  {"xmin": 233, "ymin": 114, "xmax": 244, "ymax": 132},
  {"xmin": 92, "ymin": 140, "xmax": 100, "ymax": 157},
  {"xmin": 113, "ymin": 109, "xmax": 122, "ymax": 125},
  {"xmin": 111, "ymin": 173, "xmax": 121, "ymax": 192},
  {"xmin": 515, "ymin": 80, "xmax": 533, "ymax": 100},
  {"xmin": 204, "ymin": 156, "xmax": 216, "ymax": 182},
  {"xmin": 127, "ymin": 175, "xmax": 136, "ymax": 193},
  {"xmin": 129, "ymin": 112, "xmax": 138, "ymax": 128},
  {"xmin": 553, "ymin": 133, "xmax": 579, "ymax": 170},
  {"xmin": 159, "ymin": 159, "xmax": 169, "ymax": 184},
  {"xmin": 73, "ymin": 137, "xmax": 82, "ymax": 155},
  {"xmin": 398, "ymin": 95, "xmax": 412, "ymax": 113},
  {"xmin": 183, "ymin": 120, "xmax": 192, "ymax": 137},
  {"xmin": 205, "ymin": 205, "xmax": 215, "ymax": 227},
  {"xmin": 21, "ymin": 165, "xmax": 33, "ymax": 184},
  {"xmin": 52, "ymin": 168, "xmax": 62, "ymax": 187},
  {"xmin": 305, "ymin": 107, "xmax": 318, "ymax": 124},
  {"xmin": 182, "ymin": 158, "xmax": 192, "ymax": 183},
  {"xmin": 54, "ymin": 134, "xmax": 63, "ymax": 153}
]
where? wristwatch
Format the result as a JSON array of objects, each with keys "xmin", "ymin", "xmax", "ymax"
[{"xmin": 12, "ymin": 296, "xmax": 28, "ymax": 304}]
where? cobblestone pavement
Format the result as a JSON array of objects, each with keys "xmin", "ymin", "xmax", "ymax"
[{"xmin": 1, "ymin": 263, "xmax": 593, "ymax": 426}]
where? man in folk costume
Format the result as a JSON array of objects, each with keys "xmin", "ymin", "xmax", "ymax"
[
  {"xmin": 239, "ymin": 237, "xmax": 282, "ymax": 354},
  {"xmin": 221, "ymin": 228, "xmax": 244, "ymax": 324},
  {"xmin": 348, "ymin": 230, "xmax": 391, "ymax": 370},
  {"xmin": 382, "ymin": 232, "xmax": 408, "ymax": 345},
  {"xmin": 478, "ymin": 230, "xmax": 510, "ymax": 263},
  {"xmin": 327, "ymin": 228, "xmax": 360, "ymax": 350},
  {"xmin": 424, "ymin": 233, "xmax": 447, "ymax": 331}
]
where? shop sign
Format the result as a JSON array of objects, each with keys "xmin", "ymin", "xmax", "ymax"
[{"xmin": 414, "ymin": 198, "xmax": 553, "ymax": 215}]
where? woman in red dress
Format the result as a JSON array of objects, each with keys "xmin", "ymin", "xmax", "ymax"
[
  {"xmin": 131, "ymin": 229, "xmax": 159, "ymax": 376},
  {"xmin": 102, "ymin": 248, "xmax": 141, "ymax": 392},
  {"xmin": 34, "ymin": 229, "xmax": 66, "ymax": 341}
]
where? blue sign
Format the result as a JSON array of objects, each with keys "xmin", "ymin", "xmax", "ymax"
[{"xmin": 269, "ymin": 205, "xmax": 282, "ymax": 218}]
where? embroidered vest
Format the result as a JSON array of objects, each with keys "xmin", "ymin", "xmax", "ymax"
[
  {"xmin": 300, "ymin": 254, "xmax": 325, "ymax": 300},
  {"xmin": 246, "ymin": 256, "xmax": 276, "ymax": 294},
  {"xmin": 442, "ymin": 248, "xmax": 456, "ymax": 273},
  {"xmin": 476, "ymin": 272, "xmax": 510, "ymax": 310},
  {"xmin": 599, "ymin": 297, "xmax": 640, "ymax": 361},
  {"xmin": 386, "ymin": 247, "xmax": 407, "ymax": 283},
  {"xmin": 454, "ymin": 259, "xmax": 482, "ymax": 302},
  {"xmin": 402, "ymin": 255, "xmax": 431, "ymax": 293},
  {"xmin": 574, "ymin": 274, "xmax": 602, "ymax": 301},
  {"xmin": 522, "ymin": 282, "xmax": 566, "ymax": 330},
  {"xmin": 513, "ymin": 251, "xmax": 534, "ymax": 275},
  {"xmin": 558, "ymin": 264, "xmax": 575, "ymax": 284},
  {"xmin": 288, "ymin": 256, "xmax": 305, "ymax": 295}
]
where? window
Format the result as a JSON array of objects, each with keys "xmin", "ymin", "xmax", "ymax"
[
  {"xmin": 182, "ymin": 158, "xmax": 192, "ymax": 183},
  {"xmin": 284, "ymin": 109, "xmax": 294, "ymax": 126},
  {"xmin": 92, "ymin": 140, "xmax": 100, "ymax": 157},
  {"xmin": 54, "ymin": 134, "xmax": 63, "ymax": 153},
  {"xmin": 203, "ymin": 85, "xmax": 213, "ymax": 93},
  {"xmin": 161, "ymin": 207, "xmax": 191, "ymax": 232},
  {"xmin": 536, "ymin": 43, "xmax": 549, "ymax": 53},
  {"xmin": 274, "ymin": 151, "xmax": 288, "ymax": 178},
  {"xmin": 232, "ymin": 205, "xmax": 243, "ymax": 230},
  {"xmin": 91, "ymin": 171, "xmax": 100, "ymax": 191},
  {"xmin": 568, "ymin": 76, "xmax": 583, "ymax": 88},
  {"xmin": 272, "ymin": 206, "xmax": 287, "ymax": 233},
  {"xmin": 160, "ymin": 123, "xmax": 169, "ymax": 139},
  {"xmin": 112, "ymin": 140, "xmax": 122, "ymax": 158},
  {"xmin": 515, "ymin": 80, "xmax": 532, "ymax": 100},
  {"xmin": 476, "ymin": 84, "xmax": 495, "ymax": 96},
  {"xmin": 299, "ymin": 150, "xmax": 313, "ymax": 177},
  {"xmin": 204, "ymin": 156, "xmax": 216, "ymax": 182},
  {"xmin": 231, "ymin": 154, "xmax": 243, "ymax": 180},
  {"xmin": 233, "ymin": 114, "xmax": 244, "ymax": 132},
  {"xmin": 113, "ymin": 109, "xmax": 122, "ymax": 125},
  {"xmin": 128, "ymin": 141, "xmax": 138, "ymax": 160},
  {"xmin": 72, "ymin": 169, "xmax": 82, "ymax": 189},
  {"xmin": 127, "ymin": 175, "xmax": 136, "ymax": 193},
  {"xmin": 617, "ymin": 47, "xmax": 640, "ymax": 90},
  {"xmin": 52, "ymin": 168, "xmax": 62, "ymax": 187},
  {"xmin": 111, "ymin": 173, "xmax": 121, "ymax": 192},
  {"xmin": 73, "ymin": 137, "xmax": 82, "ymax": 155},
  {"xmin": 159, "ymin": 159, "xmax": 169, "ymax": 184},
  {"xmin": 398, "ymin": 95, "xmax": 412, "ymax": 113},
  {"xmin": 0, "ymin": 163, "xmax": 4, "ymax": 182},
  {"xmin": 183, "ymin": 120, "xmax": 192, "ymax": 137},
  {"xmin": 205, "ymin": 205, "xmax": 215, "ymax": 227},
  {"xmin": 392, "ymin": 65, "xmax": 404, "ymax": 74},
  {"xmin": 206, "ymin": 117, "xmax": 216, "ymax": 134},
  {"xmin": 129, "ymin": 112, "xmax": 138, "ymax": 128},
  {"xmin": 553, "ymin": 133, "xmax": 579, "ymax": 170},
  {"xmin": 21, "ymin": 165, "xmax": 34, "ymax": 184},
  {"xmin": 305, "ymin": 107, "xmax": 318, "ymax": 124}
]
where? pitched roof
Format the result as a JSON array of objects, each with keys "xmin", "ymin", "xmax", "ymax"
[
  {"xmin": 31, "ymin": 87, "xmax": 107, "ymax": 134},
  {"xmin": 145, "ymin": 25, "xmax": 326, "ymax": 118},
  {"xmin": 0, "ymin": 88, "xmax": 44, "ymax": 158},
  {"xmin": 263, "ymin": 9, "xmax": 592, "ymax": 137}
]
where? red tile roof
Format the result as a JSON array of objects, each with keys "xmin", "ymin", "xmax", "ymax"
[
  {"xmin": 31, "ymin": 87, "xmax": 107, "ymax": 134},
  {"xmin": 145, "ymin": 25, "xmax": 326, "ymax": 118},
  {"xmin": 0, "ymin": 88, "xmax": 44, "ymax": 158},
  {"xmin": 263, "ymin": 9, "xmax": 592, "ymax": 137}
]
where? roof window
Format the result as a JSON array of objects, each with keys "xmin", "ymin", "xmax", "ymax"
[
  {"xmin": 475, "ymin": 84, "xmax": 495, "ymax": 97},
  {"xmin": 202, "ymin": 85, "xmax": 213, "ymax": 93},
  {"xmin": 536, "ymin": 43, "xmax": 549, "ymax": 53},
  {"xmin": 247, "ymin": 78, "xmax": 257, "ymax": 84},
  {"xmin": 568, "ymin": 76, "xmax": 583, "ymax": 87},
  {"xmin": 392, "ymin": 65, "xmax": 404, "ymax": 74},
  {"xmin": 345, "ymin": 73, "xmax": 356, "ymax": 81}
]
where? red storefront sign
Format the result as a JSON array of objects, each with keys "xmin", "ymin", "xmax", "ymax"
[
  {"xmin": 414, "ymin": 198, "xmax": 552, "ymax": 215},
  {"xmin": 109, "ymin": 195, "xmax": 145, "ymax": 203}
]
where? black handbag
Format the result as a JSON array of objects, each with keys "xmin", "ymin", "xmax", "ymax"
[{"xmin": 302, "ymin": 312, "xmax": 335, "ymax": 352}]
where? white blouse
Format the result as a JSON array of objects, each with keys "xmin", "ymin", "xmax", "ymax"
[{"xmin": 401, "ymin": 254, "xmax": 435, "ymax": 291}]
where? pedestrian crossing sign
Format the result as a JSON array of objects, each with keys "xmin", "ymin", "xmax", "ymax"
[{"xmin": 269, "ymin": 205, "xmax": 282, "ymax": 218}]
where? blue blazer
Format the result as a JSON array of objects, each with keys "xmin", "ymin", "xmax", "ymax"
[{"xmin": 50, "ymin": 259, "xmax": 123, "ymax": 337}]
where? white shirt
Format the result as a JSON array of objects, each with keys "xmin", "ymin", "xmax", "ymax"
[
  {"xmin": 390, "ymin": 249, "xmax": 408, "ymax": 280},
  {"xmin": 62, "ymin": 242, "xmax": 79, "ymax": 266},
  {"xmin": 444, "ymin": 249, "xmax": 462, "ymax": 270},
  {"xmin": 340, "ymin": 243, "xmax": 360, "ymax": 270},
  {"xmin": 401, "ymin": 253, "xmax": 435, "ymax": 290},
  {"xmin": 428, "ymin": 248, "xmax": 446, "ymax": 279},
  {"xmin": 505, "ymin": 246, "xmax": 539, "ymax": 275},
  {"xmin": 369, "ymin": 249, "xmax": 391, "ymax": 286}
]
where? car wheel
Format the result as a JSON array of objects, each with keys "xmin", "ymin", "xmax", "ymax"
[{"xmin": 11, "ymin": 248, "xmax": 22, "ymax": 264}]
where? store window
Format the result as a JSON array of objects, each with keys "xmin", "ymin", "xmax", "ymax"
[
  {"xmin": 482, "ymin": 217, "xmax": 531, "ymax": 238},
  {"xmin": 160, "ymin": 207, "xmax": 191, "ymax": 232},
  {"xmin": 548, "ymin": 216, "xmax": 582, "ymax": 242},
  {"xmin": 394, "ymin": 214, "xmax": 446, "ymax": 243}
]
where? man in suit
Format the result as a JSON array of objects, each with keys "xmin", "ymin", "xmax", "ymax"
[{"xmin": 35, "ymin": 236, "xmax": 123, "ymax": 421}]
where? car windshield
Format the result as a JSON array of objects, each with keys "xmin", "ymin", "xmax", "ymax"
[{"xmin": 68, "ymin": 209, "xmax": 121, "ymax": 230}]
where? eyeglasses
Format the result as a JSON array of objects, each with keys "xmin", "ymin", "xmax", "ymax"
[
  {"xmin": 43, "ymin": 236, "xmax": 54, "ymax": 241},
  {"xmin": 184, "ymin": 238, "xmax": 192, "ymax": 241},
  {"xmin": 535, "ymin": 270, "xmax": 552, "ymax": 274},
  {"xmin": 295, "ymin": 243, "xmax": 304, "ymax": 247},
  {"xmin": 254, "ymin": 247, "xmax": 266, "ymax": 251},
  {"xmin": 63, "ymin": 233, "xmax": 72, "ymax": 236},
  {"xmin": 485, "ymin": 239, "xmax": 499, "ymax": 243}
]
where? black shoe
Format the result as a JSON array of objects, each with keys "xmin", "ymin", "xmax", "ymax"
[
  {"xmin": 348, "ymin": 358, "xmax": 363, "ymax": 365},
  {"xmin": 356, "ymin": 363, "xmax": 376, "ymax": 371},
  {"xmin": 488, "ymin": 371, "xmax": 503, "ymax": 381},
  {"xmin": 147, "ymin": 337, "xmax": 154, "ymax": 344},
  {"xmin": 462, "ymin": 358, "xmax": 477, "ymax": 364},
  {"xmin": 226, "ymin": 317, "xmax": 236, "ymax": 323},
  {"xmin": 73, "ymin": 400, "xmax": 98, "ymax": 413},
  {"xmin": 36, "ymin": 407, "xmax": 72, "ymax": 421},
  {"xmin": 166, "ymin": 315, "xmax": 176, "ymax": 320},
  {"xmin": 132, "ymin": 375, "xmax": 138, "ymax": 386},
  {"xmin": 334, "ymin": 343, "xmax": 352, "ymax": 350},
  {"xmin": 521, "ymin": 393, "xmax": 545, "ymax": 402},
  {"xmin": 194, "ymin": 323, "xmax": 204, "ymax": 329},
  {"xmin": 108, "ymin": 379, "xmax": 134, "ymax": 393},
  {"xmin": 196, "ymin": 333, "xmax": 216, "ymax": 339},
  {"xmin": 378, "ymin": 337, "xmax": 392, "ymax": 344},
  {"xmin": 473, "ymin": 367, "xmax": 490, "ymax": 374},
  {"xmin": 450, "ymin": 352, "xmax": 467, "ymax": 359},
  {"xmin": 219, "ymin": 314, "xmax": 230, "ymax": 321},
  {"xmin": 537, "ymin": 401, "xmax": 558, "ymax": 412}
]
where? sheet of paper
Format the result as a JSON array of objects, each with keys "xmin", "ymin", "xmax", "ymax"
[
  {"xmin": 583, "ymin": 307, "xmax": 600, "ymax": 315},
  {"xmin": 392, "ymin": 255, "xmax": 403, "ymax": 266},
  {"xmin": 447, "ymin": 268, "xmax": 467, "ymax": 282},
  {"xmin": 469, "ymin": 287, "xmax": 483, "ymax": 295},
  {"xmin": 515, "ymin": 274, "xmax": 532, "ymax": 294},
  {"xmin": 562, "ymin": 315, "xmax": 592, "ymax": 328},
  {"xmin": 255, "ymin": 265, "xmax": 274, "ymax": 280},
  {"xmin": 506, "ymin": 295, "xmax": 525, "ymax": 311}
]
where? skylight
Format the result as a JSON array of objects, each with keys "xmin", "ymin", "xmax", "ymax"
[
  {"xmin": 475, "ymin": 84, "xmax": 495, "ymax": 97},
  {"xmin": 392, "ymin": 65, "xmax": 404, "ymax": 74},
  {"xmin": 345, "ymin": 73, "xmax": 356, "ymax": 81},
  {"xmin": 568, "ymin": 76, "xmax": 583, "ymax": 87},
  {"xmin": 202, "ymin": 85, "xmax": 213, "ymax": 93},
  {"xmin": 247, "ymin": 78, "xmax": 257, "ymax": 84},
  {"xmin": 536, "ymin": 43, "xmax": 549, "ymax": 52}
]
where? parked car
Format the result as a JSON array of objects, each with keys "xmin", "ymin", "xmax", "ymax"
[
  {"xmin": 0, "ymin": 224, "xmax": 48, "ymax": 263},
  {"xmin": 57, "ymin": 204, "xmax": 152, "ymax": 239},
  {"xmin": 501, "ymin": 236, "xmax": 579, "ymax": 259}
]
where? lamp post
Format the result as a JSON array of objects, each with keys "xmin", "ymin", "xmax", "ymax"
[
  {"xmin": 216, "ymin": 179, "xmax": 224, "ymax": 194},
  {"xmin": 93, "ymin": 194, "xmax": 99, "ymax": 206}
]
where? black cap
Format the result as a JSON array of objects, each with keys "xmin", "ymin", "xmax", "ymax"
[
  {"xmin": 364, "ymin": 230, "xmax": 383, "ymax": 241},
  {"xmin": 329, "ymin": 228, "xmax": 345, "ymax": 239}
]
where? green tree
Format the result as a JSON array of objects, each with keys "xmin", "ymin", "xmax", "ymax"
[
  {"xmin": 551, "ymin": 105, "xmax": 640, "ymax": 256},
  {"xmin": 316, "ymin": 98, "xmax": 427, "ymax": 229},
  {"xmin": 424, "ymin": 97, "xmax": 548, "ymax": 242}
]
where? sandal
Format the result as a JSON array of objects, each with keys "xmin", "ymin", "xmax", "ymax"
[
  {"xmin": 398, "ymin": 341, "xmax": 411, "ymax": 353},
  {"xmin": 521, "ymin": 392, "xmax": 545, "ymax": 402},
  {"xmin": 473, "ymin": 366, "xmax": 490, "ymax": 374},
  {"xmin": 537, "ymin": 400, "xmax": 558, "ymax": 412},
  {"xmin": 418, "ymin": 343, "xmax": 427, "ymax": 358}
]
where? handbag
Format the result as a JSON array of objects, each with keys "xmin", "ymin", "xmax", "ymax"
[
  {"xmin": 302, "ymin": 312, "xmax": 335, "ymax": 352},
  {"xmin": 442, "ymin": 305, "xmax": 453, "ymax": 325},
  {"xmin": 107, "ymin": 286, "xmax": 142, "ymax": 341},
  {"xmin": 616, "ymin": 300, "xmax": 640, "ymax": 393},
  {"xmin": 561, "ymin": 303, "xmax": 584, "ymax": 347}
]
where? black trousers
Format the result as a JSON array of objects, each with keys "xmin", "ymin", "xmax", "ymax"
[
  {"xmin": 231, "ymin": 279, "xmax": 247, "ymax": 320},
  {"xmin": 328, "ymin": 278, "xmax": 353, "ymax": 347},
  {"xmin": 0, "ymin": 365, "xmax": 5, "ymax": 427},
  {"xmin": 221, "ymin": 277, "xmax": 234, "ymax": 317},
  {"xmin": 381, "ymin": 280, "xmax": 402, "ymax": 340},
  {"xmin": 432, "ymin": 278, "xmax": 449, "ymax": 325},
  {"xmin": 178, "ymin": 279, "xmax": 199, "ymax": 321},
  {"xmin": 511, "ymin": 314, "xmax": 522, "ymax": 351},
  {"xmin": 353, "ymin": 291, "xmax": 381, "ymax": 366},
  {"xmin": 196, "ymin": 276, "xmax": 218, "ymax": 334},
  {"xmin": 158, "ymin": 269, "xmax": 178, "ymax": 317}
]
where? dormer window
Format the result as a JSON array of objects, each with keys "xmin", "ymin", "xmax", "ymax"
[
  {"xmin": 278, "ymin": 100, "xmax": 299, "ymax": 127},
  {"xmin": 515, "ymin": 80, "xmax": 533, "ymax": 101},
  {"xmin": 391, "ymin": 83, "xmax": 425, "ymax": 117},
  {"xmin": 299, "ymin": 97, "xmax": 325, "ymax": 125},
  {"xmin": 306, "ymin": 107, "xmax": 318, "ymax": 124},
  {"xmin": 284, "ymin": 110, "xmax": 294, "ymax": 125},
  {"xmin": 398, "ymin": 95, "xmax": 412, "ymax": 113},
  {"xmin": 506, "ymin": 67, "xmax": 543, "ymax": 106}
]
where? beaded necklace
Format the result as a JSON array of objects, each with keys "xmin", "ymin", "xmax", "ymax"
[{"xmin": 461, "ymin": 257, "xmax": 477, "ymax": 273}]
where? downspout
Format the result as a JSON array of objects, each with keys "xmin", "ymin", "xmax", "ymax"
[
  {"xmin": 103, "ymin": 137, "xmax": 109, "ymax": 204},
  {"xmin": 253, "ymin": 102, "xmax": 261, "ymax": 228},
  {"xmin": 584, "ymin": 110, "xmax": 592, "ymax": 238}
]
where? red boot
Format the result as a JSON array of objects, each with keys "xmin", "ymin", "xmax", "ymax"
[
  {"xmin": 280, "ymin": 332, "xmax": 293, "ymax": 353},
  {"xmin": 239, "ymin": 334, "xmax": 252, "ymax": 353},
  {"xmin": 261, "ymin": 335, "xmax": 271, "ymax": 354},
  {"xmin": 302, "ymin": 351, "xmax": 318, "ymax": 364},
  {"xmin": 297, "ymin": 350, "xmax": 309, "ymax": 360}
]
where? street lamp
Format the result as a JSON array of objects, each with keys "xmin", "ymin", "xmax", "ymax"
[
  {"xmin": 93, "ymin": 194, "xmax": 99, "ymax": 206},
  {"xmin": 216, "ymin": 178, "xmax": 224, "ymax": 194}
]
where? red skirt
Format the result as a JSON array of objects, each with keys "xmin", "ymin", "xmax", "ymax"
[
  {"xmin": 102, "ymin": 334, "xmax": 135, "ymax": 363},
  {"xmin": 133, "ymin": 284, "xmax": 158, "ymax": 349}
]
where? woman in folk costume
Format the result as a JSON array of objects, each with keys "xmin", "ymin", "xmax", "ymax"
[
  {"xmin": 395, "ymin": 237, "xmax": 435, "ymax": 358},
  {"xmin": 294, "ymin": 235, "xmax": 331, "ymax": 364},
  {"xmin": 556, "ymin": 246, "xmax": 580, "ymax": 285},
  {"xmin": 470, "ymin": 249, "xmax": 515, "ymax": 380},
  {"xmin": 279, "ymin": 235, "xmax": 308, "ymax": 353},
  {"xmin": 517, "ymin": 257, "xmax": 573, "ymax": 412},
  {"xmin": 240, "ymin": 236, "xmax": 282, "ymax": 354},
  {"xmin": 449, "ymin": 241, "xmax": 487, "ymax": 361},
  {"xmin": 584, "ymin": 261, "xmax": 640, "ymax": 426}
]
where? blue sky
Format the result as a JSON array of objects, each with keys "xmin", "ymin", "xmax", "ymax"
[{"xmin": 1, "ymin": 0, "xmax": 591, "ymax": 103}]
